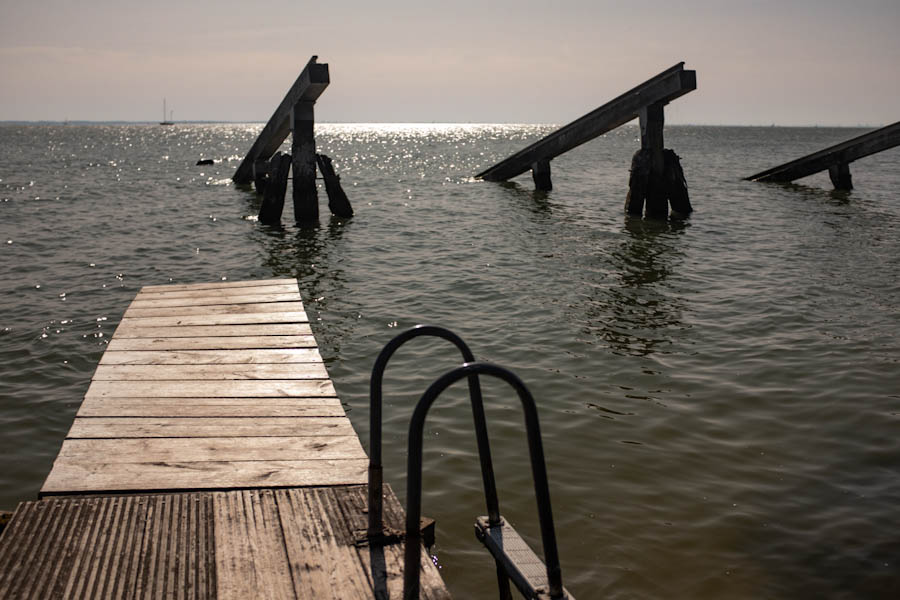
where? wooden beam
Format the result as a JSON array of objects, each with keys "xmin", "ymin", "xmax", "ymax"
[
  {"xmin": 233, "ymin": 56, "xmax": 329, "ymax": 185},
  {"xmin": 476, "ymin": 63, "xmax": 696, "ymax": 181},
  {"xmin": 746, "ymin": 121, "xmax": 900, "ymax": 184}
]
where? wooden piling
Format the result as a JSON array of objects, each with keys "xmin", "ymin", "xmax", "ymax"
[
  {"xmin": 665, "ymin": 150, "xmax": 693, "ymax": 216},
  {"xmin": 532, "ymin": 159, "xmax": 552, "ymax": 191},
  {"xmin": 259, "ymin": 152, "xmax": 292, "ymax": 225},
  {"xmin": 828, "ymin": 162, "xmax": 853, "ymax": 190},
  {"xmin": 292, "ymin": 101, "xmax": 318, "ymax": 221},
  {"xmin": 316, "ymin": 154, "xmax": 354, "ymax": 218},
  {"xmin": 639, "ymin": 102, "xmax": 668, "ymax": 218},
  {"xmin": 253, "ymin": 158, "xmax": 269, "ymax": 194}
]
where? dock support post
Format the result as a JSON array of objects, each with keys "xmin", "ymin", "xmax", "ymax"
[
  {"xmin": 665, "ymin": 149, "xmax": 693, "ymax": 216},
  {"xmin": 639, "ymin": 102, "xmax": 668, "ymax": 219},
  {"xmin": 316, "ymin": 154, "xmax": 354, "ymax": 218},
  {"xmin": 253, "ymin": 159, "xmax": 269, "ymax": 194},
  {"xmin": 292, "ymin": 100, "xmax": 318, "ymax": 222},
  {"xmin": 828, "ymin": 162, "xmax": 853, "ymax": 190},
  {"xmin": 531, "ymin": 159, "xmax": 552, "ymax": 191},
  {"xmin": 259, "ymin": 152, "xmax": 292, "ymax": 225}
]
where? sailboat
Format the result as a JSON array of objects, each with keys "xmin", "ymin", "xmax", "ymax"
[{"xmin": 160, "ymin": 98, "xmax": 174, "ymax": 126}]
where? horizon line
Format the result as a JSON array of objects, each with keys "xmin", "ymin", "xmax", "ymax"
[{"xmin": 0, "ymin": 120, "xmax": 889, "ymax": 129}]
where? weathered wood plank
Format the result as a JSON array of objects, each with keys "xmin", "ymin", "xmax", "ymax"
[
  {"xmin": 92, "ymin": 363, "xmax": 329, "ymax": 381},
  {"xmin": 118, "ymin": 312, "xmax": 309, "ymax": 328},
  {"xmin": 113, "ymin": 323, "xmax": 313, "ymax": 338},
  {"xmin": 55, "ymin": 436, "xmax": 367, "ymax": 463},
  {"xmin": 233, "ymin": 56, "xmax": 330, "ymax": 185},
  {"xmin": 747, "ymin": 121, "xmax": 900, "ymax": 183},
  {"xmin": 124, "ymin": 301, "xmax": 307, "ymax": 318},
  {"xmin": 106, "ymin": 336, "xmax": 318, "ymax": 351},
  {"xmin": 141, "ymin": 278, "xmax": 296, "ymax": 293},
  {"xmin": 66, "ymin": 416, "xmax": 355, "ymax": 438},
  {"xmin": 128, "ymin": 293, "xmax": 302, "ymax": 309},
  {"xmin": 99, "ymin": 348, "xmax": 323, "ymax": 365},
  {"xmin": 77, "ymin": 397, "xmax": 345, "ymax": 417},
  {"xmin": 41, "ymin": 459, "xmax": 368, "ymax": 494},
  {"xmin": 476, "ymin": 62, "xmax": 696, "ymax": 181},
  {"xmin": 136, "ymin": 283, "xmax": 300, "ymax": 300},
  {"xmin": 275, "ymin": 487, "xmax": 375, "ymax": 598},
  {"xmin": 213, "ymin": 490, "xmax": 295, "ymax": 600},
  {"xmin": 85, "ymin": 379, "xmax": 336, "ymax": 398}
]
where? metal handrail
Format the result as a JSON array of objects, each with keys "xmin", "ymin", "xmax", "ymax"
[
  {"xmin": 402, "ymin": 362, "xmax": 564, "ymax": 600},
  {"xmin": 368, "ymin": 326, "xmax": 500, "ymax": 540}
]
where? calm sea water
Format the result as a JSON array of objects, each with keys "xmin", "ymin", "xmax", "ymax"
[{"xmin": 1, "ymin": 123, "xmax": 898, "ymax": 599}]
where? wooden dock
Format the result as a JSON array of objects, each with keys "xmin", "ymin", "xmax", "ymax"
[{"xmin": 0, "ymin": 278, "xmax": 450, "ymax": 599}]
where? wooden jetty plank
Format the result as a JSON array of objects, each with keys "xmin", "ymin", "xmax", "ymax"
[
  {"xmin": 214, "ymin": 490, "xmax": 295, "ymax": 600},
  {"xmin": 113, "ymin": 323, "xmax": 313, "ymax": 338},
  {"xmin": 99, "ymin": 348, "xmax": 324, "ymax": 365},
  {"xmin": 476, "ymin": 62, "xmax": 696, "ymax": 181},
  {"xmin": 233, "ymin": 56, "xmax": 330, "ymax": 185},
  {"xmin": 84, "ymin": 379, "xmax": 337, "ymax": 398},
  {"xmin": 55, "ymin": 436, "xmax": 367, "ymax": 463},
  {"xmin": 140, "ymin": 277, "xmax": 296, "ymax": 292},
  {"xmin": 77, "ymin": 397, "xmax": 345, "ymax": 417},
  {"xmin": 118, "ymin": 311, "xmax": 309, "ymax": 328},
  {"xmin": 107, "ymin": 335, "xmax": 318, "ymax": 351},
  {"xmin": 66, "ymin": 416, "xmax": 355, "ymax": 438},
  {"xmin": 128, "ymin": 293, "xmax": 302, "ymax": 308},
  {"xmin": 137, "ymin": 282, "xmax": 301, "ymax": 299},
  {"xmin": 92, "ymin": 363, "xmax": 329, "ymax": 381},
  {"xmin": 124, "ymin": 301, "xmax": 307, "ymax": 318},
  {"xmin": 42, "ymin": 459, "xmax": 368, "ymax": 494},
  {"xmin": 746, "ymin": 120, "xmax": 900, "ymax": 183}
]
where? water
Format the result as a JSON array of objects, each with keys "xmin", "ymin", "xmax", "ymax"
[{"xmin": 1, "ymin": 123, "xmax": 898, "ymax": 599}]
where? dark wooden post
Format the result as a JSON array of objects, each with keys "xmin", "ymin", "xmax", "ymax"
[
  {"xmin": 531, "ymin": 159, "xmax": 552, "ymax": 191},
  {"xmin": 828, "ymin": 162, "xmax": 853, "ymax": 190},
  {"xmin": 639, "ymin": 102, "xmax": 668, "ymax": 218},
  {"xmin": 253, "ymin": 158, "xmax": 269, "ymax": 194},
  {"xmin": 315, "ymin": 154, "xmax": 354, "ymax": 218},
  {"xmin": 292, "ymin": 101, "xmax": 318, "ymax": 221},
  {"xmin": 258, "ymin": 152, "xmax": 292, "ymax": 225},
  {"xmin": 665, "ymin": 149, "xmax": 693, "ymax": 216}
]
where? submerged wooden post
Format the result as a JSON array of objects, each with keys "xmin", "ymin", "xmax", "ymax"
[
  {"xmin": 532, "ymin": 159, "xmax": 552, "ymax": 191},
  {"xmin": 625, "ymin": 102, "xmax": 693, "ymax": 218},
  {"xmin": 316, "ymin": 154, "xmax": 354, "ymax": 218},
  {"xmin": 258, "ymin": 152, "xmax": 292, "ymax": 225},
  {"xmin": 828, "ymin": 162, "xmax": 853, "ymax": 190},
  {"xmin": 253, "ymin": 158, "xmax": 269, "ymax": 194},
  {"xmin": 292, "ymin": 101, "xmax": 318, "ymax": 221}
]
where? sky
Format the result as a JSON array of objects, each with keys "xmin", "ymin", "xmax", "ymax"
[{"xmin": 1, "ymin": 0, "xmax": 898, "ymax": 125}]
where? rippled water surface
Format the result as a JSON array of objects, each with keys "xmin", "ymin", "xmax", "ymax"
[{"xmin": 1, "ymin": 123, "xmax": 898, "ymax": 599}]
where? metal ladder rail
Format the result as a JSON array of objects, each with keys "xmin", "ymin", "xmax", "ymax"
[
  {"xmin": 367, "ymin": 326, "xmax": 510, "ymax": 600},
  {"xmin": 368, "ymin": 325, "xmax": 500, "ymax": 537},
  {"xmin": 403, "ymin": 362, "xmax": 570, "ymax": 600}
]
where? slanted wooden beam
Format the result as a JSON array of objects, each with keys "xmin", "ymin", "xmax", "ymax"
[
  {"xmin": 746, "ymin": 121, "xmax": 900, "ymax": 185},
  {"xmin": 476, "ymin": 63, "xmax": 696, "ymax": 182},
  {"xmin": 233, "ymin": 56, "xmax": 329, "ymax": 185}
]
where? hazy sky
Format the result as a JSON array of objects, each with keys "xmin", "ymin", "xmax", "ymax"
[{"xmin": 1, "ymin": 0, "xmax": 898, "ymax": 125}]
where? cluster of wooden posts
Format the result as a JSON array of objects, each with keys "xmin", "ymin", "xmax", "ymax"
[
  {"xmin": 233, "ymin": 57, "xmax": 352, "ymax": 225},
  {"xmin": 234, "ymin": 57, "xmax": 900, "ymax": 223}
]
